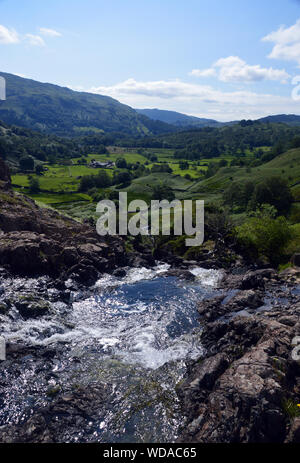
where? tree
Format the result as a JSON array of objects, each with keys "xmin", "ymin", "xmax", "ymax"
[
  {"xmin": 20, "ymin": 155, "xmax": 34, "ymax": 171},
  {"xmin": 113, "ymin": 171, "xmax": 131, "ymax": 186},
  {"xmin": 35, "ymin": 164, "xmax": 44, "ymax": 175},
  {"xmin": 250, "ymin": 177, "xmax": 293, "ymax": 215},
  {"xmin": 152, "ymin": 184, "xmax": 175, "ymax": 202},
  {"xmin": 291, "ymin": 136, "xmax": 300, "ymax": 149},
  {"xmin": 115, "ymin": 157, "xmax": 127, "ymax": 169},
  {"xmin": 28, "ymin": 176, "xmax": 40, "ymax": 193},
  {"xmin": 79, "ymin": 170, "xmax": 111, "ymax": 191},
  {"xmin": 224, "ymin": 181, "xmax": 255, "ymax": 210},
  {"xmin": 179, "ymin": 160, "xmax": 189, "ymax": 170}
]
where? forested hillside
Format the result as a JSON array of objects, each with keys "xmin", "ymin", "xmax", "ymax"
[{"xmin": 0, "ymin": 72, "xmax": 175, "ymax": 137}]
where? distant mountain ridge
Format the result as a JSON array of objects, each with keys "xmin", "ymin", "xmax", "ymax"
[
  {"xmin": 0, "ymin": 72, "xmax": 175, "ymax": 137},
  {"xmin": 136, "ymin": 108, "xmax": 300, "ymax": 129},
  {"xmin": 135, "ymin": 108, "xmax": 224, "ymax": 128},
  {"xmin": 258, "ymin": 114, "xmax": 300, "ymax": 126}
]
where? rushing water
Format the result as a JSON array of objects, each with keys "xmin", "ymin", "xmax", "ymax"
[{"xmin": 0, "ymin": 265, "xmax": 223, "ymax": 443}]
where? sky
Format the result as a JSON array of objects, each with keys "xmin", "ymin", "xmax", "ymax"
[{"xmin": 1, "ymin": 0, "xmax": 300, "ymax": 120}]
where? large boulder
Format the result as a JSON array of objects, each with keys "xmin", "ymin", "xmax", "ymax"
[
  {"xmin": 0, "ymin": 179, "xmax": 128, "ymax": 278},
  {"xmin": 0, "ymin": 158, "xmax": 11, "ymax": 189}
]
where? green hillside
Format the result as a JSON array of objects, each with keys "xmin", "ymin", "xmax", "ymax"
[
  {"xmin": 185, "ymin": 148, "xmax": 300, "ymax": 201},
  {"xmin": 0, "ymin": 72, "xmax": 174, "ymax": 137}
]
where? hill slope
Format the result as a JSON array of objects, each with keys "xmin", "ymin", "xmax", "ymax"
[
  {"xmin": 186, "ymin": 148, "xmax": 300, "ymax": 201},
  {"xmin": 0, "ymin": 72, "xmax": 174, "ymax": 137},
  {"xmin": 258, "ymin": 115, "xmax": 300, "ymax": 126}
]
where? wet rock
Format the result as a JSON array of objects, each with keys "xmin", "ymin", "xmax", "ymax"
[
  {"xmin": 197, "ymin": 290, "xmax": 264, "ymax": 323},
  {"xmin": 167, "ymin": 268, "xmax": 196, "ymax": 281},
  {"xmin": 14, "ymin": 294, "xmax": 51, "ymax": 319},
  {"xmin": 198, "ymin": 295, "xmax": 225, "ymax": 321},
  {"xmin": 66, "ymin": 263, "xmax": 99, "ymax": 285},
  {"xmin": 226, "ymin": 290, "xmax": 264, "ymax": 311},
  {"xmin": 0, "ymin": 302, "xmax": 9, "ymax": 314},
  {"xmin": 112, "ymin": 268, "xmax": 127, "ymax": 278},
  {"xmin": 130, "ymin": 256, "xmax": 152, "ymax": 268},
  {"xmin": 0, "ymin": 384, "xmax": 110, "ymax": 443}
]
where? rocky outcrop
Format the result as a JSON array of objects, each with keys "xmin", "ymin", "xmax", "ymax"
[
  {"xmin": 178, "ymin": 288, "xmax": 300, "ymax": 443},
  {"xmin": 0, "ymin": 158, "xmax": 11, "ymax": 190},
  {"xmin": 0, "ymin": 161, "xmax": 127, "ymax": 282}
]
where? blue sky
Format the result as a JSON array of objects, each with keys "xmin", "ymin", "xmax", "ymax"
[{"xmin": 1, "ymin": 0, "xmax": 300, "ymax": 120}]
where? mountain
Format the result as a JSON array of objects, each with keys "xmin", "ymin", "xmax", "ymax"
[
  {"xmin": 258, "ymin": 114, "xmax": 300, "ymax": 126},
  {"xmin": 0, "ymin": 72, "xmax": 175, "ymax": 137},
  {"xmin": 135, "ymin": 108, "xmax": 223, "ymax": 128},
  {"xmin": 136, "ymin": 109, "xmax": 300, "ymax": 129}
]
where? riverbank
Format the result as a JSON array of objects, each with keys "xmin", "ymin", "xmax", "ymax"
[{"xmin": 177, "ymin": 267, "xmax": 300, "ymax": 443}]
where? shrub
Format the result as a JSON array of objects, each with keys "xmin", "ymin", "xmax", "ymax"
[
  {"xmin": 236, "ymin": 205, "xmax": 293, "ymax": 265},
  {"xmin": 28, "ymin": 176, "xmax": 40, "ymax": 193}
]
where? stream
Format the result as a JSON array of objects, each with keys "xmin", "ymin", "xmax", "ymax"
[{"xmin": 0, "ymin": 264, "xmax": 224, "ymax": 442}]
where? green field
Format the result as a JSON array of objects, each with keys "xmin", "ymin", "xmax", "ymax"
[
  {"xmin": 11, "ymin": 146, "xmax": 300, "ymax": 225},
  {"xmin": 12, "ymin": 164, "xmax": 114, "ymax": 194}
]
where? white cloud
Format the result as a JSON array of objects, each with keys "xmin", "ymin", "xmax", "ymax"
[
  {"xmin": 262, "ymin": 19, "xmax": 300, "ymax": 65},
  {"xmin": 39, "ymin": 27, "xmax": 62, "ymax": 37},
  {"xmin": 190, "ymin": 56, "xmax": 289, "ymax": 83},
  {"xmin": 0, "ymin": 25, "xmax": 19, "ymax": 44},
  {"xmin": 190, "ymin": 68, "xmax": 217, "ymax": 78},
  {"xmin": 84, "ymin": 77, "xmax": 300, "ymax": 121},
  {"xmin": 25, "ymin": 34, "xmax": 45, "ymax": 47}
]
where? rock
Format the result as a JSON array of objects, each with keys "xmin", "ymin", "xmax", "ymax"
[
  {"xmin": 60, "ymin": 247, "xmax": 79, "ymax": 266},
  {"xmin": 0, "ymin": 302, "xmax": 9, "ymax": 314},
  {"xmin": 292, "ymin": 254, "xmax": 300, "ymax": 268},
  {"xmin": 113, "ymin": 268, "xmax": 127, "ymax": 278},
  {"xmin": 198, "ymin": 295, "xmax": 225, "ymax": 321},
  {"xmin": 0, "ymin": 167, "xmax": 129, "ymax": 282},
  {"xmin": 0, "ymin": 384, "xmax": 110, "ymax": 443},
  {"xmin": 130, "ymin": 256, "xmax": 152, "ymax": 268},
  {"xmin": 15, "ymin": 295, "xmax": 51, "ymax": 319},
  {"xmin": 167, "ymin": 268, "xmax": 196, "ymax": 281},
  {"xmin": 197, "ymin": 290, "xmax": 263, "ymax": 323},
  {"xmin": 0, "ymin": 158, "xmax": 11, "ymax": 189},
  {"xmin": 223, "ymin": 269, "xmax": 276, "ymax": 290},
  {"xmin": 67, "ymin": 263, "xmax": 99, "ymax": 285},
  {"xmin": 226, "ymin": 290, "xmax": 264, "ymax": 311},
  {"xmin": 286, "ymin": 418, "xmax": 300, "ymax": 443},
  {"xmin": 178, "ymin": 302, "xmax": 300, "ymax": 443}
]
